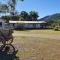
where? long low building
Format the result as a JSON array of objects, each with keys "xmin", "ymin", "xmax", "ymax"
[{"xmin": 9, "ymin": 21, "xmax": 47, "ymax": 29}]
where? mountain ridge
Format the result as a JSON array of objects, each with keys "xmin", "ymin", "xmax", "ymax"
[{"xmin": 40, "ymin": 13, "xmax": 60, "ymax": 21}]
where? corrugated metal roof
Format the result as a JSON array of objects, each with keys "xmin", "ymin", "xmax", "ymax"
[{"xmin": 9, "ymin": 21, "xmax": 46, "ymax": 24}]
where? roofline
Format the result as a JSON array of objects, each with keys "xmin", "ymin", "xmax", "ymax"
[{"xmin": 9, "ymin": 21, "xmax": 46, "ymax": 24}]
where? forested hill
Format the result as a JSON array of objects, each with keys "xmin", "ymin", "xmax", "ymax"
[{"xmin": 40, "ymin": 13, "xmax": 60, "ymax": 21}]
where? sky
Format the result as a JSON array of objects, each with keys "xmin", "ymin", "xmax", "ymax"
[{"xmin": 0, "ymin": 0, "xmax": 60, "ymax": 18}]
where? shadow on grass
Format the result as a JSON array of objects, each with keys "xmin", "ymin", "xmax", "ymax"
[
  {"xmin": 15, "ymin": 28, "xmax": 51, "ymax": 31},
  {"xmin": 0, "ymin": 44, "xmax": 20, "ymax": 60}
]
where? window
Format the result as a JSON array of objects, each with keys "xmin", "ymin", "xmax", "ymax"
[{"xmin": 0, "ymin": 22, "xmax": 2, "ymax": 27}]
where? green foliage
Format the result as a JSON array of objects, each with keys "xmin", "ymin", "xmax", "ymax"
[
  {"xmin": 40, "ymin": 13, "xmax": 60, "ymax": 26},
  {"xmin": 40, "ymin": 13, "xmax": 60, "ymax": 22},
  {"xmin": 29, "ymin": 11, "xmax": 39, "ymax": 21},
  {"xmin": 40, "ymin": 13, "xmax": 60, "ymax": 30},
  {"xmin": 2, "ymin": 16, "xmax": 11, "ymax": 23},
  {"xmin": 0, "ymin": 4, "xmax": 9, "ymax": 13},
  {"xmin": 20, "ymin": 11, "xmax": 29, "ymax": 21},
  {"xmin": 19, "ymin": 11, "xmax": 39, "ymax": 21},
  {"xmin": 2, "ymin": 15, "xmax": 20, "ymax": 22},
  {"xmin": 8, "ymin": 0, "xmax": 24, "ymax": 14},
  {"xmin": 0, "ymin": 0, "xmax": 24, "ymax": 14}
]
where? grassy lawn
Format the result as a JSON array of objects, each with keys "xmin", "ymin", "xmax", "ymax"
[
  {"xmin": 15, "ymin": 29, "xmax": 60, "ymax": 35},
  {"xmin": 13, "ymin": 30, "xmax": 60, "ymax": 60}
]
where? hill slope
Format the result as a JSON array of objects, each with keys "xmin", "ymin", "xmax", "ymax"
[{"xmin": 40, "ymin": 13, "xmax": 60, "ymax": 21}]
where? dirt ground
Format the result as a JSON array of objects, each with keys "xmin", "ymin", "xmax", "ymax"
[{"xmin": 13, "ymin": 30, "xmax": 60, "ymax": 60}]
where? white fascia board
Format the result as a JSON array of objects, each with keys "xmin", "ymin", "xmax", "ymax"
[{"xmin": 9, "ymin": 21, "xmax": 46, "ymax": 24}]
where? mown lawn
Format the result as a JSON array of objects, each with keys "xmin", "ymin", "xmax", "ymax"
[
  {"xmin": 13, "ymin": 30, "xmax": 60, "ymax": 60},
  {"xmin": 14, "ymin": 29, "xmax": 60, "ymax": 35}
]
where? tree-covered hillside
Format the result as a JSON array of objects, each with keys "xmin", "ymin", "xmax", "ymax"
[
  {"xmin": 40, "ymin": 13, "xmax": 60, "ymax": 22},
  {"xmin": 40, "ymin": 13, "xmax": 60, "ymax": 30}
]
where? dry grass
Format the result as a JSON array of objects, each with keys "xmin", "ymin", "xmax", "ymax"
[
  {"xmin": 13, "ymin": 30, "xmax": 60, "ymax": 60},
  {"xmin": 14, "ymin": 29, "xmax": 60, "ymax": 35}
]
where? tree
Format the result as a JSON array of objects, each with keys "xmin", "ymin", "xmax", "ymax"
[
  {"xmin": 8, "ymin": 0, "xmax": 24, "ymax": 14},
  {"xmin": 0, "ymin": 0, "xmax": 24, "ymax": 15},
  {"xmin": 2, "ymin": 15, "xmax": 20, "ymax": 22},
  {"xmin": 11, "ymin": 15, "xmax": 20, "ymax": 20},
  {"xmin": 29, "ymin": 11, "xmax": 39, "ymax": 21},
  {"xmin": 47, "ymin": 19, "xmax": 60, "ymax": 30},
  {"xmin": 0, "ymin": 0, "xmax": 24, "ymax": 22},
  {"xmin": 20, "ymin": 11, "xmax": 29, "ymax": 21},
  {"xmin": 2, "ymin": 16, "xmax": 11, "ymax": 23},
  {"xmin": 19, "ymin": 11, "xmax": 39, "ymax": 21},
  {"xmin": 0, "ymin": 4, "xmax": 9, "ymax": 13},
  {"xmin": 53, "ymin": 20, "xmax": 60, "ymax": 31}
]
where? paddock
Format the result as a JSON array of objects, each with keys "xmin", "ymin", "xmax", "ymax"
[{"xmin": 12, "ymin": 30, "xmax": 60, "ymax": 60}]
